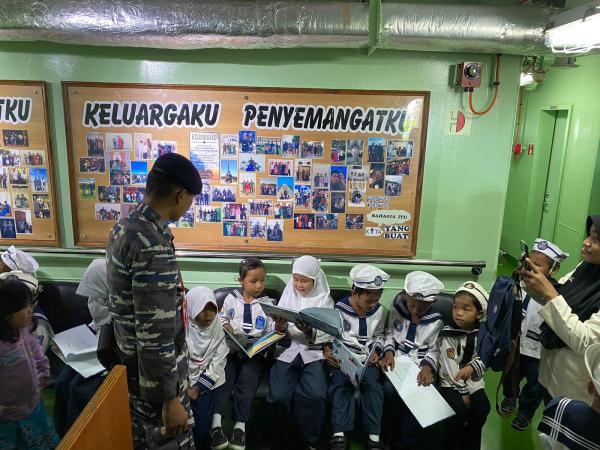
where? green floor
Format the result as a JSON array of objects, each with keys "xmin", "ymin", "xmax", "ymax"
[{"xmin": 43, "ymin": 253, "xmax": 543, "ymax": 449}]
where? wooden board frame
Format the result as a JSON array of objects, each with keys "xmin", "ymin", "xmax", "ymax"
[
  {"xmin": 0, "ymin": 80, "xmax": 60, "ymax": 246},
  {"xmin": 63, "ymin": 81, "xmax": 429, "ymax": 257}
]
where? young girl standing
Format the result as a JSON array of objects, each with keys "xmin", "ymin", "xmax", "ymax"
[
  {"xmin": 0, "ymin": 277, "xmax": 59, "ymax": 449},
  {"xmin": 267, "ymin": 255, "xmax": 334, "ymax": 449},
  {"xmin": 186, "ymin": 286, "xmax": 229, "ymax": 450},
  {"xmin": 211, "ymin": 258, "xmax": 276, "ymax": 450}
]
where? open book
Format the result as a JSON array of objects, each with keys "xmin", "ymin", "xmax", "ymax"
[
  {"xmin": 259, "ymin": 303, "xmax": 343, "ymax": 339},
  {"xmin": 384, "ymin": 355, "xmax": 455, "ymax": 428},
  {"xmin": 223, "ymin": 328, "xmax": 284, "ymax": 358},
  {"xmin": 332, "ymin": 338, "xmax": 379, "ymax": 388},
  {"xmin": 51, "ymin": 324, "xmax": 106, "ymax": 378}
]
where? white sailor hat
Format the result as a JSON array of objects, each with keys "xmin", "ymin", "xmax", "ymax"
[
  {"xmin": 585, "ymin": 343, "xmax": 600, "ymax": 394},
  {"xmin": 532, "ymin": 239, "xmax": 569, "ymax": 264},
  {"xmin": 404, "ymin": 271, "xmax": 444, "ymax": 301},
  {"xmin": 455, "ymin": 281, "xmax": 489, "ymax": 315},
  {"xmin": 1, "ymin": 246, "xmax": 39, "ymax": 274},
  {"xmin": 350, "ymin": 264, "xmax": 390, "ymax": 289}
]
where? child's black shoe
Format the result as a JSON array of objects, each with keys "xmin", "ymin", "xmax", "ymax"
[
  {"xmin": 511, "ymin": 414, "xmax": 531, "ymax": 431},
  {"xmin": 209, "ymin": 427, "xmax": 228, "ymax": 450},
  {"xmin": 330, "ymin": 435, "xmax": 346, "ymax": 450},
  {"xmin": 229, "ymin": 428, "xmax": 246, "ymax": 450},
  {"xmin": 499, "ymin": 397, "xmax": 516, "ymax": 417}
]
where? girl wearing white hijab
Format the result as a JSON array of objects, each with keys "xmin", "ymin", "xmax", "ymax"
[
  {"xmin": 186, "ymin": 286, "xmax": 229, "ymax": 450},
  {"xmin": 76, "ymin": 259, "xmax": 110, "ymax": 329},
  {"xmin": 267, "ymin": 255, "xmax": 334, "ymax": 450}
]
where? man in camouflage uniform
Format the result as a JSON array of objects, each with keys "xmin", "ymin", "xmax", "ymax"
[{"xmin": 106, "ymin": 153, "xmax": 202, "ymax": 449}]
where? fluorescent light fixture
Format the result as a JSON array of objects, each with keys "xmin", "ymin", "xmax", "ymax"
[{"xmin": 545, "ymin": 2, "xmax": 600, "ymax": 54}]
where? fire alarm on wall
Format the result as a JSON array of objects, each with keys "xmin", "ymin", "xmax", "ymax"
[{"xmin": 456, "ymin": 62, "xmax": 483, "ymax": 90}]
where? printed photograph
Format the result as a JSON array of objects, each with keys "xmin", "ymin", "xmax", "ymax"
[
  {"xmin": 0, "ymin": 217, "xmax": 16, "ymax": 238},
  {"xmin": 331, "ymin": 140, "xmax": 346, "ymax": 164},
  {"xmin": 348, "ymin": 165, "xmax": 368, "ymax": 182},
  {"xmin": 223, "ymin": 220, "xmax": 248, "ymax": 237},
  {"xmin": 123, "ymin": 187, "xmax": 145, "ymax": 204},
  {"xmin": 294, "ymin": 213, "xmax": 315, "ymax": 230},
  {"xmin": 249, "ymin": 217, "xmax": 266, "ymax": 239},
  {"xmin": 311, "ymin": 164, "xmax": 329, "ymax": 189},
  {"xmin": 79, "ymin": 178, "xmax": 96, "ymax": 199},
  {"xmin": 239, "ymin": 154, "xmax": 264, "ymax": 173},
  {"xmin": 249, "ymin": 199, "xmax": 273, "ymax": 216},
  {"xmin": 386, "ymin": 158, "xmax": 410, "ymax": 176},
  {"xmin": 10, "ymin": 168, "xmax": 29, "ymax": 186},
  {"xmin": 223, "ymin": 203, "xmax": 248, "ymax": 221},
  {"xmin": 220, "ymin": 159, "xmax": 238, "ymax": 184},
  {"xmin": 98, "ymin": 186, "xmax": 121, "ymax": 203},
  {"xmin": 32, "ymin": 194, "xmax": 51, "ymax": 219},
  {"xmin": 87, "ymin": 132, "xmax": 105, "ymax": 157},
  {"xmin": 267, "ymin": 219, "xmax": 284, "ymax": 242},
  {"xmin": 95, "ymin": 203, "xmax": 121, "ymax": 221},
  {"xmin": 221, "ymin": 134, "xmax": 238, "ymax": 156},
  {"xmin": 0, "ymin": 150, "xmax": 20, "ymax": 167},
  {"xmin": 3, "ymin": 130, "xmax": 28, "ymax": 147},
  {"xmin": 194, "ymin": 182, "xmax": 211, "ymax": 206},
  {"xmin": 0, "ymin": 168, "xmax": 8, "ymax": 189},
  {"xmin": 239, "ymin": 130, "xmax": 256, "ymax": 153},
  {"xmin": 173, "ymin": 207, "xmax": 195, "ymax": 228},
  {"xmin": 79, "ymin": 157, "xmax": 105, "ymax": 173},
  {"xmin": 330, "ymin": 166, "xmax": 347, "ymax": 192},
  {"xmin": 0, "ymin": 192, "xmax": 12, "ymax": 217},
  {"xmin": 107, "ymin": 152, "xmax": 131, "ymax": 186},
  {"xmin": 294, "ymin": 185, "xmax": 311, "ymax": 210},
  {"xmin": 385, "ymin": 175, "xmax": 403, "ymax": 197},
  {"xmin": 152, "ymin": 140, "xmax": 177, "ymax": 158},
  {"xmin": 346, "ymin": 139, "xmax": 364, "ymax": 165},
  {"xmin": 367, "ymin": 196, "xmax": 390, "ymax": 210},
  {"xmin": 282, "ymin": 135, "xmax": 300, "ymax": 157},
  {"xmin": 269, "ymin": 159, "xmax": 293, "ymax": 177},
  {"xmin": 106, "ymin": 133, "xmax": 132, "ymax": 150},
  {"xmin": 295, "ymin": 159, "xmax": 311, "ymax": 183},
  {"xmin": 277, "ymin": 176, "xmax": 294, "ymax": 201},
  {"xmin": 134, "ymin": 133, "xmax": 152, "ymax": 159},
  {"xmin": 274, "ymin": 202, "xmax": 293, "ymax": 219},
  {"xmin": 331, "ymin": 192, "xmax": 346, "ymax": 214},
  {"xmin": 15, "ymin": 210, "xmax": 33, "ymax": 234},
  {"xmin": 211, "ymin": 186, "xmax": 236, "ymax": 203},
  {"xmin": 31, "ymin": 168, "xmax": 49, "ymax": 192},
  {"xmin": 311, "ymin": 188, "xmax": 329, "ymax": 213},
  {"xmin": 387, "ymin": 140, "xmax": 414, "ymax": 159},
  {"xmin": 11, "ymin": 186, "xmax": 30, "ymax": 209},
  {"xmin": 369, "ymin": 163, "xmax": 385, "ymax": 189},
  {"xmin": 348, "ymin": 188, "xmax": 365, "ymax": 208},
  {"xmin": 346, "ymin": 214, "xmax": 364, "ymax": 230},
  {"xmin": 239, "ymin": 173, "xmax": 256, "ymax": 197},
  {"xmin": 301, "ymin": 141, "xmax": 324, "ymax": 159},
  {"xmin": 367, "ymin": 137, "xmax": 386, "ymax": 163},
  {"xmin": 260, "ymin": 178, "xmax": 277, "ymax": 197},
  {"xmin": 131, "ymin": 161, "xmax": 149, "ymax": 185},
  {"xmin": 316, "ymin": 214, "xmax": 338, "ymax": 230},
  {"xmin": 256, "ymin": 137, "xmax": 281, "ymax": 155},
  {"xmin": 22, "ymin": 150, "xmax": 45, "ymax": 166},
  {"xmin": 196, "ymin": 206, "xmax": 222, "ymax": 223}
]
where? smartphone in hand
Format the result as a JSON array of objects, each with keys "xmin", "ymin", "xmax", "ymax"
[{"xmin": 519, "ymin": 240, "xmax": 531, "ymax": 271}]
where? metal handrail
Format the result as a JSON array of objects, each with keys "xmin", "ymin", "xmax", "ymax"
[{"xmin": 1, "ymin": 246, "xmax": 486, "ymax": 275}]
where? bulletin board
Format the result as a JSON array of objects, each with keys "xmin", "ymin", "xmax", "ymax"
[
  {"xmin": 63, "ymin": 82, "xmax": 428, "ymax": 256},
  {"xmin": 0, "ymin": 81, "xmax": 59, "ymax": 246}
]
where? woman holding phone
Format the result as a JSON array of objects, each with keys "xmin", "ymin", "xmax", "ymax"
[{"xmin": 520, "ymin": 215, "xmax": 600, "ymax": 404}]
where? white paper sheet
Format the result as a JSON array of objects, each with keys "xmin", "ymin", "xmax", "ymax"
[
  {"xmin": 384, "ymin": 355, "xmax": 455, "ymax": 428},
  {"xmin": 52, "ymin": 325, "xmax": 105, "ymax": 378}
]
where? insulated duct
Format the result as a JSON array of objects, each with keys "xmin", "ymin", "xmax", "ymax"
[{"xmin": 0, "ymin": 0, "xmax": 553, "ymax": 55}]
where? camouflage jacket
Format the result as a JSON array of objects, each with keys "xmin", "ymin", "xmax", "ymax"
[{"xmin": 106, "ymin": 203, "xmax": 187, "ymax": 404}]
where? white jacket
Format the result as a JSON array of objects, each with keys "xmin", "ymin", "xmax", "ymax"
[{"xmin": 187, "ymin": 333, "xmax": 229, "ymax": 392}]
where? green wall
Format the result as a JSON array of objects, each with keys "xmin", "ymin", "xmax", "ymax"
[
  {"xmin": 0, "ymin": 42, "xmax": 522, "ymax": 302},
  {"xmin": 501, "ymin": 54, "xmax": 600, "ymax": 276}
]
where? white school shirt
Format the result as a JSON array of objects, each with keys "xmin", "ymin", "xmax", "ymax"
[
  {"xmin": 520, "ymin": 288, "xmax": 544, "ymax": 359},
  {"xmin": 383, "ymin": 300, "xmax": 444, "ymax": 372},
  {"xmin": 276, "ymin": 294, "xmax": 335, "ymax": 365},
  {"xmin": 335, "ymin": 296, "xmax": 386, "ymax": 363},
  {"xmin": 219, "ymin": 288, "xmax": 275, "ymax": 353},
  {"xmin": 187, "ymin": 330, "xmax": 229, "ymax": 392},
  {"xmin": 435, "ymin": 327, "xmax": 486, "ymax": 395}
]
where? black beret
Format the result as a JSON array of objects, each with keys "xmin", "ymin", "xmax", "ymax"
[{"xmin": 151, "ymin": 153, "xmax": 202, "ymax": 195}]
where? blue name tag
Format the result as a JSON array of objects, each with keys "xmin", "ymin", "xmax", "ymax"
[{"xmin": 255, "ymin": 315, "xmax": 266, "ymax": 330}]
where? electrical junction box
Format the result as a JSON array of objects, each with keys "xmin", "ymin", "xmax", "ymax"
[{"xmin": 456, "ymin": 62, "xmax": 483, "ymax": 89}]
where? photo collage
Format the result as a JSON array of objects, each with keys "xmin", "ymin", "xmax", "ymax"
[
  {"xmin": 78, "ymin": 129, "xmax": 415, "ymax": 242},
  {"xmin": 0, "ymin": 129, "xmax": 52, "ymax": 239}
]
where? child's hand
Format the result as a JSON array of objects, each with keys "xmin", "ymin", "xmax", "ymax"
[
  {"xmin": 39, "ymin": 377, "xmax": 48, "ymax": 390},
  {"xmin": 224, "ymin": 324, "xmax": 234, "ymax": 334},
  {"xmin": 275, "ymin": 318, "xmax": 288, "ymax": 333},
  {"xmin": 369, "ymin": 352, "xmax": 380, "ymax": 366},
  {"xmin": 378, "ymin": 352, "xmax": 395, "ymax": 372},
  {"xmin": 462, "ymin": 394, "xmax": 471, "ymax": 407},
  {"xmin": 454, "ymin": 366, "xmax": 474, "ymax": 382},
  {"xmin": 188, "ymin": 387, "xmax": 200, "ymax": 401},
  {"xmin": 323, "ymin": 345, "xmax": 340, "ymax": 368},
  {"xmin": 294, "ymin": 321, "xmax": 312, "ymax": 335},
  {"xmin": 417, "ymin": 365, "xmax": 434, "ymax": 386}
]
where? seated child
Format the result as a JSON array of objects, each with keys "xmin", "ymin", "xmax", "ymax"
[
  {"xmin": 0, "ymin": 276, "xmax": 59, "ymax": 450},
  {"xmin": 212, "ymin": 257, "xmax": 276, "ymax": 450},
  {"xmin": 379, "ymin": 271, "xmax": 445, "ymax": 450},
  {"xmin": 326, "ymin": 264, "xmax": 390, "ymax": 450},
  {"xmin": 436, "ymin": 281, "xmax": 490, "ymax": 450},
  {"xmin": 267, "ymin": 255, "xmax": 334, "ymax": 450},
  {"xmin": 500, "ymin": 239, "xmax": 568, "ymax": 431},
  {"xmin": 186, "ymin": 286, "xmax": 229, "ymax": 450},
  {"xmin": 538, "ymin": 342, "xmax": 600, "ymax": 450}
]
